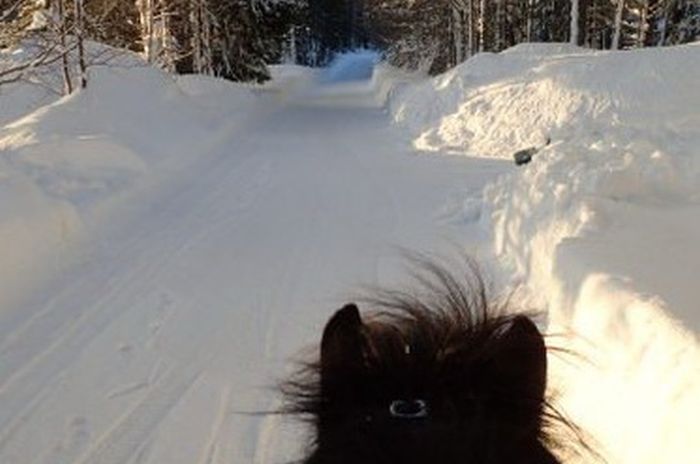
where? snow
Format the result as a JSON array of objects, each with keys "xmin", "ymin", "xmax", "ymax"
[
  {"xmin": 389, "ymin": 42, "xmax": 699, "ymax": 159},
  {"xmin": 317, "ymin": 49, "xmax": 381, "ymax": 83},
  {"xmin": 0, "ymin": 42, "xmax": 144, "ymax": 127},
  {"xmin": 282, "ymin": 52, "xmax": 416, "ymax": 109},
  {"xmin": 389, "ymin": 42, "xmax": 700, "ymax": 463},
  {"xmin": 1, "ymin": 41, "xmax": 699, "ymax": 464},
  {"xmin": 0, "ymin": 46, "xmax": 58, "ymax": 128},
  {"xmin": 0, "ymin": 55, "xmax": 265, "ymax": 311},
  {"xmin": 0, "ymin": 48, "xmax": 506, "ymax": 463}
]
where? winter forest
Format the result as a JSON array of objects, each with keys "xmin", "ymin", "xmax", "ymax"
[{"xmin": 2, "ymin": 0, "xmax": 699, "ymax": 85}]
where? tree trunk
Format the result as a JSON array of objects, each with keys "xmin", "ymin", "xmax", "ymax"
[
  {"xmin": 612, "ymin": 0, "xmax": 625, "ymax": 49},
  {"xmin": 57, "ymin": 0, "xmax": 73, "ymax": 95},
  {"xmin": 190, "ymin": 0, "xmax": 213, "ymax": 74},
  {"xmin": 467, "ymin": 0, "xmax": 474, "ymax": 56},
  {"xmin": 527, "ymin": 0, "xmax": 535, "ymax": 42},
  {"xmin": 137, "ymin": 0, "xmax": 155, "ymax": 63},
  {"xmin": 658, "ymin": 0, "xmax": 669, "ymax": 46},
  {"xmin": 495, "ymin": 0, "xmax": 504, "ymax": 50},
  {"xmin": 478, "ymin": 0, "xmax": 486, "ymax": 52},
  {"xmin": 452, "ymin": 3, "xmax": 464, "ymax": 64},
  {"xmin": 74, "ymin": 0, "xmax": 87, "ymax": 89},
  {"xmin": 637, "ymin": 0, "xmax": 649, "ymax": 47},
  {"xmin": 570, "ymin": 0, "xmax": 580, "ymax": 45}
]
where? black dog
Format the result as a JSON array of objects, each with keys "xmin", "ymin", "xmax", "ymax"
[{"xmin": 282, "ymin": 260, "xmax": 591, "ymax": 464}]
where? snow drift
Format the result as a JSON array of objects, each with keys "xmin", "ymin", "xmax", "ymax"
[
  {"xmin": 0, "ymin": 49, "xmax": 263, "ymax": 309},
  {"xmin": 390, "ymin": 43, "xmax": 700, "ymax": 159},
  {"xmin": 389, "ymin": 42, "xmax": 700, "ymax": 463}
]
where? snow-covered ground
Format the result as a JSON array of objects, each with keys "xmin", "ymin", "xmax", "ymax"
[
  {"xmin": 0, "ymin": 50, "xmax": 505, "ymax": 463},
  {"xmin": 390, "ymin": 42, "xmax": 700, "ymax": 463},
  {"xmin": 0, "ymin": 43, "xmax": 698, "ymax": 464}
]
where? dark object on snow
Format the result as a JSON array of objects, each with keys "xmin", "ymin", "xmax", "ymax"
[
  {"xmin": 514, "ymin": 137, "xmax": 552, "ymax": 166},
  {"xmin": 281, "ymin": 257, "xmax": 594, "ymax": 464},
  {"xmin": 514, "ymin": 147, "xmax": 537, "ymax": 165}
]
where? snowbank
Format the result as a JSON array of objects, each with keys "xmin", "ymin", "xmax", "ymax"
[
  {"xmin": 484, "ymin": 128, "xmax": 700, "ymax": 464},
  {"xmin": 0, "ymin": 49, "xmax": 264, "ymax": 309},
  {"xmin": 390, "ymin": 43, "xmax": 700, "ymax": 159},
  {"xmin": 389, "ymin": 42, "xmax": 700, "ymax": 463},
  {"xmin": 0, "ymin": 42, "xmax": 143, "ymax": 127}
]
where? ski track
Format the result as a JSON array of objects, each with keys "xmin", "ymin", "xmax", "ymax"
[
  {"xmin": 0, "ymin": 83, "xmax": 508, "ymax": 463},
  {"xmin": 0, "ymin": 150, "xmax": 270, "ymax": 394},
  {"xmin": 73, "ymin": 368, "xmax": 202, "ymax": 464},
  {"xmin": 196, "ymin": 387, "xmax": 231, "ymax": 464}
]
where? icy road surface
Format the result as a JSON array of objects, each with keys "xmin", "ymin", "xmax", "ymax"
[{"xmin": 0, "ymin": 75, "xmax": 507, "ymax": 463}]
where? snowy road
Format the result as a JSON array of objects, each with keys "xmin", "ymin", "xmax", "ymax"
[{"xmin": 0, "ymin": 81, "xmax": 507, "ymax": 463}]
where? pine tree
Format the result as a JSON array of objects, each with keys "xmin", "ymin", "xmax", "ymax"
[
  {"xmin": 85, "ymin": 0, "xmax": 140, "ymax": 51},
  {"xmin": 211, "ymin": 0, "xmax": 269, "ymax": 82},
  {"xmin": 309, "ymin": 0, "xmax": 360, "ymax": 64},
  {"xmin": 661, "ymin": 0, "xmax": 699, "ymax": 45},
  {"xmin": 4, "ymin": 0, "xmax": 699, "ymax": 84}
]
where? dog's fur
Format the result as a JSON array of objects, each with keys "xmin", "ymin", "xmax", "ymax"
[{"xmin": 282, "ymin": 260, "xmax": 590, "ymax": 464}]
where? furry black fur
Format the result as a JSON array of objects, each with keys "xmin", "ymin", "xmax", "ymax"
[{"xmin": 282, "ymin": 260, "xmax": 592, "ymax": 464}]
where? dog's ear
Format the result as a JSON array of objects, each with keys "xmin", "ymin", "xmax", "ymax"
[
  {"xmin": 485, "ymin": 315, "xmax": 547, "ymax": 423},
  {"xmin": 320, "ymin": 304, "xmax": 366, "ymax": 396}
]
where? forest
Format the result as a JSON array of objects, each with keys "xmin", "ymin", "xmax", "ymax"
[{"xmin": 1, "ymin": 0, "xmax": 699, "ymax": 84}]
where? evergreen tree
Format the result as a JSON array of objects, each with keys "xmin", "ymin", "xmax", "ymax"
[
  {"xmin": 662, "ymin": 0, "xmax": 700, "ymax": 44},
  {"xmin": 85, "ymin": 0, "xmax": 141, "ymax": 51},
  {"xmin": 4, "ymin": 0, "xmax": 699, "ymax": 82},
  {"xmin": 213, "ymin": 0, "xmax": 269, "ymax": 82},
  {"xmin": 309, "ymin": 0, "xmax": 365, "ymax": 64}
]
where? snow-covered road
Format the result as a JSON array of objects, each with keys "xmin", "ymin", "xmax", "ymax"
[{"xmin": 0, "ymin": 81, "xmax": 507, "ymax": 464}]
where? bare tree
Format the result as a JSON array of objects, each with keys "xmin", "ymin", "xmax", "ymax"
[
  {"xmin": 190, "ymin": 0, "xmax": 214, "ymax": 75},
  {"xmin": 74, "ymin": 0, "xmax": 87, "ymax": 88},
  {"xmin": 57, "ymin": 0, "xmax": 73, "ymax": 93},
  {"xmin": 1, "ymin": 1, "xmax": 74, "ymax": 91},
  {"xmin": 571, "ymin": 0, "xmax": 580, "ymax": 44},
  {"xmin": 637, "ymin": 0, "xmax": 650, "ymax": 46},
  {"xmin": 0, "ymin": 0, "xmax": 112, "ymax": 93},
  {"xmin": 612, "ymin": 0, "xmax": 625, "ymax": 49},
  {"xmin": 478, "ymin": 0, "xmax": 486, "ymax": 51}
]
